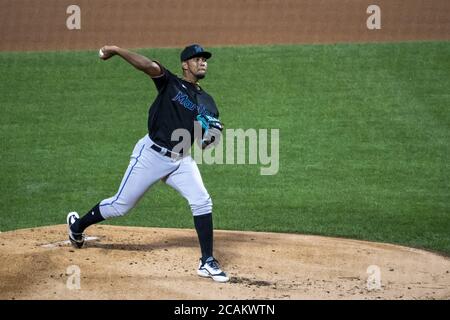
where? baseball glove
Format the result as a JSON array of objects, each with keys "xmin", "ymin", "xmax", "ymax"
[{"xmin": 196, "ymin": 114, "xmax": 224, "ymax": 149}]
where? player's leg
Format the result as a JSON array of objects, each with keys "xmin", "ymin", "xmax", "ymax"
[
  {"xmin": 68, "ymin": 136, "xmax": 176, "ymax": 245},
  {"xmin": 164, "ymin": 156, "xmax": 213, "ymax": 258},
  {"xmin": 97, "ymin": 139, "xmax": 158, "ymax": 219},
  {"xmin": 164, "ymin": 156, "xmax": 229, "ymax": 282}
]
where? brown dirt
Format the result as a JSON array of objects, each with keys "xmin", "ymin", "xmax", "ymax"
[
  {"xmin": 0, "ymin": 225, "xmax": 448, "ymax": 300},
  {"xmin": 1, "ymin": 0, "xmax": 449, "ymax": 52}
]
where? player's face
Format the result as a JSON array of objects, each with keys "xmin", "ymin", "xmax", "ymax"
[{"xmin": 187, "ymin": 56, "xmax": 208, "ymax": 79}]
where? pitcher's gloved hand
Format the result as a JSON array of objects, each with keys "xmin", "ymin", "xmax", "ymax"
[{"xmin": 196, "ymin": 114, "xmax": 224, "ymax": 149}]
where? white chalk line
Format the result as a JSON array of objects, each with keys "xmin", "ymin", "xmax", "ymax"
[{"xmin": 40, "ymin": 236, "xmax": 99, "ymax": 248}]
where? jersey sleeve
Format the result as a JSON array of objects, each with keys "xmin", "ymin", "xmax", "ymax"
[{"xmin": 150, "ymin": 61, "xmax": 170, "ymax": 92}]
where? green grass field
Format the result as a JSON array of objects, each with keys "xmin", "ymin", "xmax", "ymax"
[{"xmin": 1, "ymin": 41, "xmax": 449, "ymax": 254}]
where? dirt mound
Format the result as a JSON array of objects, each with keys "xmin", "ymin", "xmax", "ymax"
[{"xmin": 0, "ymin": 225, "xmax": 448, "ymax": 299}]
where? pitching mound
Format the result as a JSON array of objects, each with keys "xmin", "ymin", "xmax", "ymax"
[{"xmin": 0, "ymin": 225, "xmax": 449, "ymax": 300}]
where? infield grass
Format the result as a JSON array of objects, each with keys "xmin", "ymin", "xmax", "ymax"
[{"xmin": 0, "ymin": 41, "xmax": 449, "ymax": 254}]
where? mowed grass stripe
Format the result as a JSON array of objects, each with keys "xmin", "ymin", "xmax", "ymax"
[{"xmin": 0, "ymin": 41, "xmax": 448, "ymax": 254}]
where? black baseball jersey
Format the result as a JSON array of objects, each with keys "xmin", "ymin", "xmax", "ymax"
[{"xmin": 148, "ymin": 62, "xmax": 219, "ymax": 152}]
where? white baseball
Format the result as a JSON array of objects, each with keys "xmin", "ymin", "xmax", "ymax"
[{"xmin": 98, "ymin": 48, "xmax": 105, "ymax": 58}]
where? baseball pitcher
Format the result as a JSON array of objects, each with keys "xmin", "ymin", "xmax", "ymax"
[{"xmin": 66, "ymin": 44, "xmax": 228, "ymax": 282}]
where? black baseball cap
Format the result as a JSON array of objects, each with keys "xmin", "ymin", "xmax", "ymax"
[{"xmin": 180, "ymin": 44, "xmax": 212, "ymax": 62}]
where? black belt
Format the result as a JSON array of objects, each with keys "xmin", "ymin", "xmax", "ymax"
[{"xmin": 150, "ymin": 144, "xmax": 182, "ymax": 158}]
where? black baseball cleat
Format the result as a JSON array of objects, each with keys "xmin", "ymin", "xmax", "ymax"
[{"xmin": 66, "ymin": 212, "xmax": 85, "ymax": 249}]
